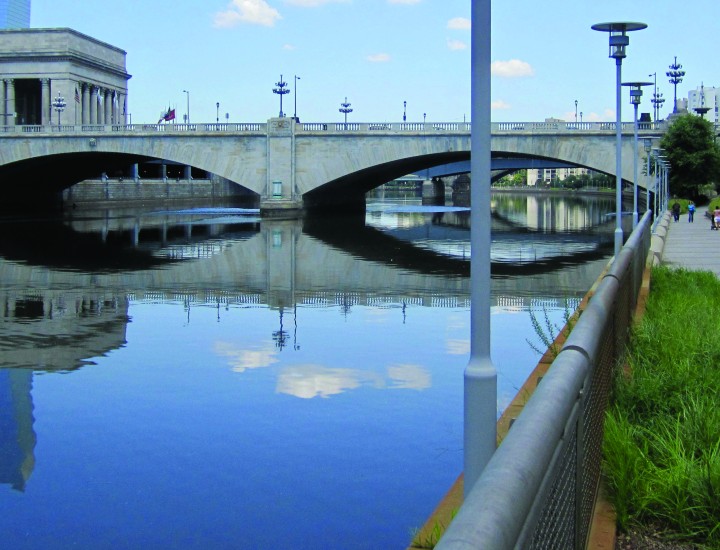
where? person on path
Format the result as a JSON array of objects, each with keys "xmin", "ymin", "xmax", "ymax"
[
  {"xmin": 672, "ymin": 201, "xmax": 681, "ymax": 222},
  {"xmin": 688, "ymin": 201, "xmax": 695, "ymax": 222},
  {"xmin": 714, "ymin": 205, "xmax": 720, "ymax": 230}
]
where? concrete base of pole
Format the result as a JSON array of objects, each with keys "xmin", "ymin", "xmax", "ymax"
[
  {"xmin": 614, "ymin": 228, "xmax": 623, "ymax": 257},
  {"xmin": 463, "ymin": 355, "xmax": 497, "ymax": 497}
]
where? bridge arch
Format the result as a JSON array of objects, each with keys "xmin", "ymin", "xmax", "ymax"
[{"xmin": 0, "ymin": 121, "xmax": 663, "ymax": 211}]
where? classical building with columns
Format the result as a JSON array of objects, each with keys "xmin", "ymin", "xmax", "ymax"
[{"xmin": 0, "ymin": 27, "xmax": 130, "ymax": 126}]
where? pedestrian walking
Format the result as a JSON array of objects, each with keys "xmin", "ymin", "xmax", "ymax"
[
  {"xmin": 714, "ymin": 205, "xmax": 720, "ymax": 231},
  {"xmin": 688, "ymin": 201, "xmax": 695, "ymax": 222},
  {"xmin": 672, "ymin": 201, "xmax": 681, "ymax": 222}
]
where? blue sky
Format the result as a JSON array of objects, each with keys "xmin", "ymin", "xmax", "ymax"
[{"xmin": 31, "ymin": 0, "xmax": 718, "ymax": 125}]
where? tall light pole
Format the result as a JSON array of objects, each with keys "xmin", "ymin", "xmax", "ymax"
[
  {"xmin": 339, "ymin": 97, "xmax": 352, "ymax": 127},
  {"xmin": 273, "ymin": 75, "xmax": 289, "ymax": 118},
  {"xmin": 575, "ymin": 99, "xmax": 578, "ymax": 123},
  {"xmin": 216, "ymin": 102, "xmax": 220, "ymax": 123},
  {"xmin": 622, "ymin": 81, "xmax": 652, "ymax": 227},
  {"xmin": 182, "ymin": 90, "xmax": 190, "ymax": 124},
  {"xmin": 294, "ymin": 75, "xmax": 300, "ymax": 120},
  {"xmin": 666, "ymin": 56, "xmax": 685, "ymax": 114},
  {"xmin": 52, "ymin": 93, "xmax": 66, "ymax": 126},
  {"xmin": 464, "ymin": 0, "xmax": 495, "ymax": 496},
  {"xmin": 592, "ymin": 21, "xmax": 647, "ymax": 257},
  {"xmin": 403, "ymin": 100, "xmax": 406, "ymax": 122},
  {"xmin": 644, "ymin": 138, "xmax": 653, "ymax": 219}
]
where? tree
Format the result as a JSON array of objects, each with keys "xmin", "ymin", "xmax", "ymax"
[{"xmin": 659, "ymin": 114, "xmax": 720, "ymax": 198}]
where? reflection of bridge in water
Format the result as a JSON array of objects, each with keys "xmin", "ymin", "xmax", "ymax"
[
  {"xmin": 0, "ymin": 206, "xmax": 612, "ymax": 492},
  {"xmin": 0, "ymin": 208, "xmax": 613, "ymax": 372}
]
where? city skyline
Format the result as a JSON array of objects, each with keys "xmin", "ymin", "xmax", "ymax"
[{"xmin": 31, "ymin": 0, "xmax": 719, "ymax": 125}]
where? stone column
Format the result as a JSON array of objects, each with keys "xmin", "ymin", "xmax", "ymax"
[
  {"xmin": 81, "ymin": 83, "xmax": 89, "ymax": 125},
  {"xmin": 41, "ymin": 79, "xmax": 50, "ymax": 126},
  {"xmin": 6, "ymin": 79, "xmax": 15, "ymax": 126},
  {"xmin": 104, "ymin": 89, "xmax": 112, "ymax": 124},
  {"xmin": 0, "ymin": 80, "xmax": 5, "ymax": 126},
  {"xmin": 89, "ymin": 86, "xmax": 97, "ymax": 124},
  {"xmin": 184, "ymin": 165, "xmax": 192, "ymax": 180}
]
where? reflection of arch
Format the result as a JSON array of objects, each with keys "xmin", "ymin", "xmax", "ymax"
[
  {"xmin": 0, "ymin": 369, "xmax": 35, "ymax": 492},
  {"xmin": 303, "ymin": 216, "xmax": 612, "ymax": 278}
]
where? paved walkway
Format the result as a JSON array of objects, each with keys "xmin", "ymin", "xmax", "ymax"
[{"xmin": 661, "ymin": 206, "xmax": 720, "ymax": 276}]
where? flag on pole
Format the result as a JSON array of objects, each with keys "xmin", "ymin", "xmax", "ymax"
[
  {"xmin": 158, "ymin": 107, "xmax": 176, "ymax": 124},
  {"xmin": 75, "ymin": 87, "xmax": 80, "ymax": 103}
]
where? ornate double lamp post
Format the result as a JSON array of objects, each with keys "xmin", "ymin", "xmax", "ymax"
[
  {"xmin": 52, "ymin": 93, "xmax": 66, "ymax": 126},
  {"xmin": 649, "ymin": 72, "xmax": 665, "ymax": 122},
  {"xmin": 666, "ymin": 56, "xmax": 685, "ymax": 114},
  {"xmin": 339, "ymin": 97, "xmax": 352, "ymax": 127},
  {"xmin": 273, "ymin": 75, "xmax": 290, "ymax": 118},
  {"xmin": 622, "ymin": 81, "xmax": 653, "ymax": 227},
  {"xmin": 592, "ymin": 21, "xmax": 647, "ymax": 257}
]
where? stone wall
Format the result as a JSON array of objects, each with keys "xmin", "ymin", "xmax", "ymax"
[{"xmin": 62, "ymin": 177, "xmax": 253, "ymax": 206}]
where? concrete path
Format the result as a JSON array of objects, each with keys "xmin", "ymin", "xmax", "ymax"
[{"xmin": 661, "ymin": 206, "xmax": 720, "ymax": 276}]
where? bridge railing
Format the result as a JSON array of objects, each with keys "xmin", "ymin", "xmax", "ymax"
[
  {"xmin": 0, "ymin": 123, "xmax": 269, "ymax": 134},
  {"xmin": 436, "ymin": 211, "xmax": 653, "ymax": 550},
  {"xmin": 0, "ymin": 121, "xmax": 666, "ymax": 135}
]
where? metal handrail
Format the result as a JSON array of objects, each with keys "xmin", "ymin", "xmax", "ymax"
[{"xmin": 437, "ymin": 211, "xmax": 653, "ymax": 549}]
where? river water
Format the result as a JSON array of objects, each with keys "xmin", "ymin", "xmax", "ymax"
[{"xmin": 0, "ymin": 192, "xmax": 615, "ymax": 549}]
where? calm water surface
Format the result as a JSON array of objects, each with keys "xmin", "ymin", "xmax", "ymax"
[{"xmin": 0, "ymin": 192, "xmax": 615, "ymax": 549}]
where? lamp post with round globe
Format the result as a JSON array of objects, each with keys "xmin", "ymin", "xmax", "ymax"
[
  {"xmin": 592, "ymin": 21, "xmax": 647, "ymax": 257},
  {"xmin": 622, "ymin": 81, "xmax": 652, "ymax": 227}
]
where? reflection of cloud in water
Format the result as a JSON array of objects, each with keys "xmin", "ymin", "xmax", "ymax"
[
  {"xmin": 387, "ymin": 364, "xmax": 431, "ymax": 390},
  {"xmin": 277, "ymin": 363, "xmax": 432, "ymax": 399},
  {"xmin": 213, "ymin": 341, "xmax": 278, "ymax": 372},
  {"xmin": 277, "ymin": 365, "xmax": 379, "ymax": 399},
  {"xmin": 446, "ymin": 339, "xmax": 470, "ymax": 355}
]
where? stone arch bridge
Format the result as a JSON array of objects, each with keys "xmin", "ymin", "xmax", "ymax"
[{"xmin": 0, "ymin": 118, "xmax": 664, "ymax": 214}]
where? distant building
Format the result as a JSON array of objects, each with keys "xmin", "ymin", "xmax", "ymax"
[
  {"xmin": 0, "ymin": 0, "xmax": 30, "ymax": 29},
  {"xmin": 527, "ymin": 166, "xmax": 589, "ymax": 186},
  {"xmin": 0, "ymin": 28, "xmax": 131, "ymax": 126},
  {"xmin": 687, "ymin": 85, "xmax": 719, "ymax": 122}
]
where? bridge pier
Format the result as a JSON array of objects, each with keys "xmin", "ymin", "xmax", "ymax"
[{"xmin": 422, "ymin": 177, "xmax": 446, "ymax": 201}]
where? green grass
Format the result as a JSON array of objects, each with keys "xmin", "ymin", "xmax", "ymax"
[{"xmin": 603, "ymin": 266, "xmax": 720, "ymax": 547}]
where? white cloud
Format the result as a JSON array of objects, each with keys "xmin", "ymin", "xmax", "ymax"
[
  {"xmin": 367, "ymin": 53, "xmax": 391, "ymax": 62},
  {"xmin": 446, "ymin": 39, "xmax": 467, "ymax": 51},
  {"xmin": 491, "ymin": 59, "xmax": 534, "ymax": 78},
  {"xmin": 285, "ymin": 0, "xmax": 348, "ymax": 6},
  {"xmin": 492, "ymin": 100, "xmax": 512, "ymax": 110},
  {"xmin": 283, "ymin": 43, "xmax": 296, "ymax": 50},
  {"xmin": 447, "ymin": 17, "xmax": 470, "ymax": 30},
  {"xmin": 213, "ymin": 0, "xmax": 281, "ymax": 28},
  {"xmin": 585, "ymin": 110, "xmax": 614, "ymax": 122}
]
